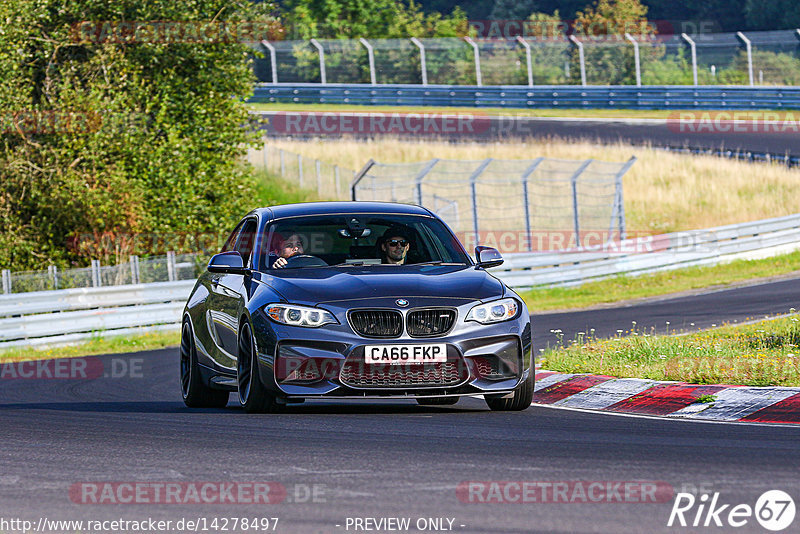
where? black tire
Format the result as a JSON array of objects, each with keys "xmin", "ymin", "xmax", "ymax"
[
  {"xmin": 485, "ymin": 369, "xmax": 535, "ymax": 411},
  {"xmin": 416, "ymin": 397, "xmax": 460, "ymax": 406},
  {"xmin": 237, "ymin": 322, "xmax": 279, "ymax": 414},
  {"xmin": 180, "ymin": 320, "xmax": 229, "ymax": 408}
]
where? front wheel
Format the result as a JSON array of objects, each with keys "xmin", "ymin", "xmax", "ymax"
[
  {"xmin": 180, "ymin": 321, "xmax": 229, "ymax": 408},
  {"xmin": 237, "ymin": 322, "xmax": 279, "ymax": 413},
  {"xmin": 485, "ymin": 370, "xmax": 534, "ymax": 411}
]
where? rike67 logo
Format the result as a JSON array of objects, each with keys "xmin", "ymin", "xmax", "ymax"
[{"xmin": 668, "ymin": 490, "xmax": 795, "ymax": 531}]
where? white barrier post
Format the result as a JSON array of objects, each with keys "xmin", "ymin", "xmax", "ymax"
[
  {"xmin": 359, "ymin": 38, "xmax": 377, "ymax": 85},
  {"xmin": 261, "ymin": 40, "xmax": 278, "ymax": 84},
  {"xmin": 310, "ymin": 39, "xmax": 327, "ymax": 84},
  {"xmin": 624, "ymin": 33, "xmax": 641, "ymax": 86},
  {"xmin": 681, "ymin": 33, "xmax": 698, "ymax": 86},
  {"xmin": 410, "ymin": 38, "xmax": 428, "ymax": 85}
]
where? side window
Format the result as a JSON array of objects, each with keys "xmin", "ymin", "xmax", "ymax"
[
  {"xmin": 222, "ymin": 221, "xmax": 245, "ymax": 253},
  {"xmin": 234, "ymin": 219, "xmax": 258, "ymax": 268}
]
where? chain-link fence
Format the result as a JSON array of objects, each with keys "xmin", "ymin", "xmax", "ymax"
[
  {"xmin": 352, "ymin": 157, "xmax": 634, "ymax": 253},
  {"xmin": 252, "ymin": 30, "xmax": 800, "ymax": 87},
  {"xmin": 248, "ymin": 143, "xmax": 356, "ymax": 200},
  {"xmin": 1, "ymin": 252, "xmax": 203, "ymax": 295}
]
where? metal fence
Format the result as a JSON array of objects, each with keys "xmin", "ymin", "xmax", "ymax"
[
  {"xmin": 0, "ymin": 252, "xmax": 202, "ymax": 295},
  {"xmin": 351, "ymin": 157, "xmax": 634, "ymax": 248},
  {"xmin": 253, "ymin": 30, "xmax": 800, "ymax": 87},
  {"xmin": 248, "ymin": 143, "xmax": 355, "ymax": 200}
]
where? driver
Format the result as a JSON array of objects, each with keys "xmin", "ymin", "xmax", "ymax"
[
  {"xmin": 379, "ymin": 225, "xmax": 412, "ymax": 265},
  {"xmin": 272, "ymin": 233, "xmax": 305, "ymax": 269}
]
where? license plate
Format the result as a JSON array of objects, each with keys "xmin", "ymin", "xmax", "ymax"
[{"xmin": 364, "ymin": 344, "xmax": 447, "ymax": 364}]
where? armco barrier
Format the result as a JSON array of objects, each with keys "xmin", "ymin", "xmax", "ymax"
[
  {"xmin": 250, "ymin": 83, "xmax": 800, "ymax": 110},
  {"xmin": 491, "ymin": 213, "xmax": 800, "ymax": 288},
  {"xmin": 0, "ymin": 280, "xmax": 195, "ymax": 348},
  {"xmin": 2, "ymin": 215, "xmax": 799, "ymax": 347}
]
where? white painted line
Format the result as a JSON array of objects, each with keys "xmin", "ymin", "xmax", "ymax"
[
  {"xmin": 553, "ymin": 377, "xmax": 656, "ymax": 410},
  {"xmin": 533, "ymin": 403, "xmax": 800, "ymax": 428},
  {"xmin": 670, "ymin": 387, "xmax": 799, "ymax": 421},
  {"xmin": 534, "ymin": 373, "xmax": 576, "ymax": 392}
]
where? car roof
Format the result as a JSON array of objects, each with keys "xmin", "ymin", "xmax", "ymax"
[{"xmin": 254, "ymin": 201, "xmax": 433, "ymax": 221}]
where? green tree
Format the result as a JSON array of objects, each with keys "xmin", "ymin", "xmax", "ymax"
[
  {"xmin": 571, "ymin": 0, "xmax": 655, "ymax": 85},
  {"xmin": 0, "ymin": 0, "xmax": 278, "ymax": 269},
  {"xmin": 745, "ymin": 0, "xmax": 800, "ymax": 30}
]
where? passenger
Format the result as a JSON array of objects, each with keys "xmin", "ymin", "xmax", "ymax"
[
  {"xmin": 379, "ymin": 226, "xmax": 412, "ymax": 265},
  {"xmin": 272, "ymin": 233, "xmax": 304, "ymax": 269}
]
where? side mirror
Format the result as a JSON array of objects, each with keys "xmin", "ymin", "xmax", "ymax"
[
  {"xmin": 475, "ymin": 246, "xmax": 503, "ymax": 269},
  {"xmin": 208, "ymin": 251, "xmax": 248, "ymax": 274}
]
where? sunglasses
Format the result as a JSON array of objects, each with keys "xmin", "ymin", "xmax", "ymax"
[{"xmin": 387, "ymin": 239, "xmax": 408, "ymax": 247}]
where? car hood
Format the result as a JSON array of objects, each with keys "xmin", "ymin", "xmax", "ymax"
[{"xmin": 257, "ymin": 265, "xmax": 505, "ymax": 306}]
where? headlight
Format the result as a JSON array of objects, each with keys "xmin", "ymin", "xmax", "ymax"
[
  {"xmin": 264, "ymin": 304, "xmax": 338, "ymax": 328},
  {"xmin": 466, "ymin": 298, "xmax": 519, "ymax": 324}
]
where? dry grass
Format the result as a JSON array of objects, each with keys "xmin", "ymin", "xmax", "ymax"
[{"xmin": 265, "ymin": 138, "xmax": 800, "ymax": 233}]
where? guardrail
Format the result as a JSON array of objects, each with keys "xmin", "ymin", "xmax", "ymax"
[
  {"xmin": 251, "ymin": 83, "xmax": 800, "ymax": 110},
  {"xmin": 491, "ymin": 213, "xmax": 800, "ymax": 288},
  {"xmin": 0, "ymin": 280, "xmax": 194, "ymax": 348},
  {"xmin": 2, "ymin": 214, "xmax": 798, "ymax": 348}
]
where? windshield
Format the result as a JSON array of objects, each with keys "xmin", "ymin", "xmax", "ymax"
[{"xmin": 260, "ymin": 213, "xmax": 470, "ymax": 270}]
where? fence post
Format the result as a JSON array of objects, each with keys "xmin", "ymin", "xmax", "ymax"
[
  {"xmin": 47, "ymin": 265, "xmax": 57, "ymax": 290},
  {"xmin": 130, "ymin": 255, "xmax": 140, "ymax": 285},
  {"xmin": 681, "ymin": 33, "xmax": 698, "ymax": 86},
  {"xmin": 167, "ymin": 251, "xmax": 176, "ymax": 282},
  {"xmin": 309, "ymin": 38, "xmax": 327, "ymax": 84},
  {"xmin": 569, "ymin": 160, "xmax": 593, "ymax": 248},
  {"xmin": 261, "ymin": 40, "xmax": 278, "ymax": 84},
  {"xmin": 2, "ymin": 269, "xmax": 10, "ymax": 294},
  {"xmin": 410, "ymin": 38, "xmax": 428, "ymax": 85},
  {"xmin": 736, "ymin": 32, "xmax": 754, "ymax": 86},
  {"xmin": 568, "ymin": 35, "xmax": 586, "ymax": 86},
  {"xmin": 610, "ymin": 157, "xmax": 635, "ymax": 241},
  {"xmin": 351, "ymin": 159, "xmax": 376, "ymax": 200},
  {"xmin": 468, "ymin": 159, "xmax": 493, "ymax": 244},
  {"xmin": 463, "ymin": 36, "xmax": 482, "ymax": 86},
  {"xmin": 624, "ymin": 33, "xmax": 641, "ymax": 86},
  {"xmin": 516, "ymin": 36, "xmax": 533, "ymax": 87},
  {"xmin": 520, "ymin": 158, "xmax": 544, "ymax": 252},
  {"xmin": 280, "ymin": 148, "xmax": 285, "ymax": 176},
  {"xmin": 359, "ymin": 38, "xmax": 377, "ymax": 85},
  {"xmin": 315, "ymin": 159, "xmax": 322, "ymax": 195},
  {"xmin": 91, "ymin": 259, "xmax": 101, "ymax": 287},
  {"xmin": 413, "ymin": 158, "xmax": 441, "ymax": 206},
  {"xmin": 298, "ymin": 154, "xmax": 304, "ymax": 187}
]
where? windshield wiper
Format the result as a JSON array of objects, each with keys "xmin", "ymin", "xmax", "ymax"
[{"xmin": 413, "ymin": 261, "xmax": 465, "ymax": 266}]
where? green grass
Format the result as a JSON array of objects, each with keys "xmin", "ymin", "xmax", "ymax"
[
  {"xmin": 521, "ymin": 249, "xmax": 800, "ymax": 313},
  {"xmin": 540, "ymin": 314, "xmax": 800, "ymax": 386},
  {"xmin": 248, "ymin": 102, "xmax": 681, "ymax": 119},
  {"xmin": 0, "ymin": 329, "xmax": 179, "ymax": 362},
  {"xmin": 252, "ymin": 168, "xmax": 322, "ymax": 205}
]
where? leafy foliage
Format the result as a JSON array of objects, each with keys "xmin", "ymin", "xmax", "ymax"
[{"xmin": 0, "ymin": 0, "xmax": 278, "ymax": 269}]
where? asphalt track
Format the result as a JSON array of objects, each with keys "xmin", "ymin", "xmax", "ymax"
[
  {"xmin": 258, "ymin": 111, "xmax": 800, "ymax": 156},
  {"xmin": 2, "ymin": 277, "xmax": 800, "ymax": 533}
]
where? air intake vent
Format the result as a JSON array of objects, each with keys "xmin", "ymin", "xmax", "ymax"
[
  {"xmin": 349, "ymin": 310, "xmax": 403, "ymax": 338},
  {"xmin": 407, "ymin": 309, "xmax": 456, "ymax": 337}
]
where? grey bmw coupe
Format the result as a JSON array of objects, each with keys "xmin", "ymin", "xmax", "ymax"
[{"xmin": 180, "ymin": 202, "xmax": 533, "ymax": 412}]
